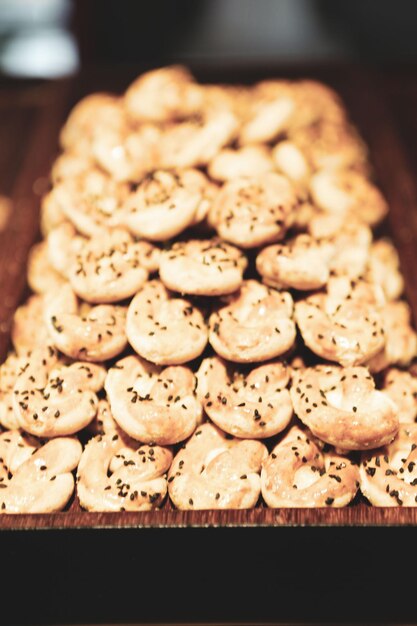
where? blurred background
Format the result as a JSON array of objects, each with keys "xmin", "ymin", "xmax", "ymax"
[{"xmin": 0, "ymin": 0, "xmax": 417, "ymax": 79}]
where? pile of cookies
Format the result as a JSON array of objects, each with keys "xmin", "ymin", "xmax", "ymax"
[{"xmin": 1, "ymin": 66, "xmax": 417, "ymax": 513}]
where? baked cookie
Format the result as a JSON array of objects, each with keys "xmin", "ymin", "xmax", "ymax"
[
  {"xmin": 291, "ymin": 365, "xmax": 399, "ymax": 450},
  {"xmin": 310, "ymin": 169, "xmax": 387, "ymax": 226},
  {"xmin": 126, "ymin": 280, "xmax": 208, "ymax": 365},
  {"xmin": 12, "ymin": 295, "xmax": 50, "ymax": 355},
  {"xmin": 13, "ymin": 347, "xmax": 105, "ymax": 437},
  {"xmin": 262, "ymin": 426, "xmax": 359, "ymax": 507},
  {"xmin": 159, "ymin": 239, "xmax": 247, "ymax": 296},
  {"xmin": 208, "ymin": 145, "xmax": 274, "ymax": 182},
  {"xmin": 208, "ymin": 280, "xmax": 296, "ymax": 362},
  {"xmin": 209, "ymin": 173, "xmax": 298, "ymax": 248},
  {"xmin": 67, "ymin": 229, "xmax": 152, "ymax": 303},
  {"xmin": 295, "ymin": 278, "xmax": 386, "ymax": 366},
  {"xmin": 256, "ymin": 234, "xmax": 333, "ymax": 291},
  {"xmin": 105, "ymin": 356, "xmax": 202, "ymax": 445},
  {"xmin": 45, "ymin": 284, "xmax": 127, "ymax": 362},
  {"xmin": 77, "ymin": 432, "xmax": 172, "ymax": 511},
  {"xmin": 360, "ymin": 424, "xmax": 417, "ymax": 506},
  {"xmin": 124, "ymin": 66, "xmax": 203, "ymax": 123},
  {"xmin": 119, "ymin": 169, "xmax": 212, "ymax": 241},
  {"xmin": 382, "ymin": 369, "xmax": 417, "ymax": 424},
  {"xmin": 168, "ymin": 423, "xmax": 267, "ymax": 510},
  {"xmin": 0, "ymin": 353, "xmax": 28, "ymax": 429},
  {"xmin": 197, "ymin": 357, "xmax": 292, "ymax": 438},
  {"xmin": 0, "ymin": 431, "xmax": 81, "ymax": 514}
]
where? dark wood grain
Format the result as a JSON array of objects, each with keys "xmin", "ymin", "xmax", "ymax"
[
  {"xmin": 0, "ymin": 80, "xmax": 71, "ymax": 359},
  {"xmin": 2, "ymin": 503, "xmax": 417, "ymax": 530},
  {"xmin": 1, "ymin": 67, "xmax": 417, "ymax": 529}
]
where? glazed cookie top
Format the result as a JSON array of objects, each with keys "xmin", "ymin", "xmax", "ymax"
[
  {"xmin": 105, "ymin": 355, "xmax": 202, "ymax": 445},
  {"xmin": 45, "ymin": 284, "xmax": 127, "ymax": 362},
  {"xmin": 0, "ymin": 433, "xmax": 82, "ymax": 514},
  {"xmin": 13, "ymin": 347, "xmax": 105, "ymax": 438},
  {"xmin": 77, "ymin": 433, "xmax": 172, "ymax": 512},
  {"xmin": 256, "ymin": 234, "xmax": 334, "ymax": 291},
  {"xmin": 209, "ymin": 173, "xmax": 299, "ymax": 248},
  {"xmin": 168, "ymin": 423, "xmax": 268, "ymax": 510},
  {"xmin": 119, "ymin": 169, "xmax": 213, "ymax": 241},
  {"xmin": 126, "ymin": 280, "xmax": 208, "ymax": 365},
  {"xmin": 360, "ymin": 424, "xmax": 417, "ymax": 506},
  {"xmin": 159, "ymin": 238, "xmax": 247, "ymax": 296},
  {"xmin": 67, "ymin": 229, "xmax": 152, "ymax": 303},
  {"xmin": 262, "ymin": 426, "xmax": 359, "ymax": 508},
  {"xmin": 208, "ymin": 280, "xmax": 296, "ymax": 363},
  {"xmin": 295, "ymin": 278, "xmax": 386, "ymax": 367},
  {"xmin": 291, "ymin": 365, "xmax": 399, "ymax": 451},
  {"xmin": 196, "ymin": 357, "xmax": 293, "ymax": 439}
]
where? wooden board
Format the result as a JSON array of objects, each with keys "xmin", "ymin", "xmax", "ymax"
[{"xmin": 1, "ymin": 66, "xmax": 417, "ymax": 530}]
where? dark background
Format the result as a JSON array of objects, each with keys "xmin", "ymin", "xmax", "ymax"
[
  {"xmin": 74, "ymin": 0, "xmax": 417, "ymax": 68},
  {"xmin": 1, "ymin": 0, "xmax": 417, "ymax": 79}
]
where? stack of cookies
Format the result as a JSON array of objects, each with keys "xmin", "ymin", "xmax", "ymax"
[{"xmin": 1, "ymin": 66, "xmax": 416, "ymax": 513}]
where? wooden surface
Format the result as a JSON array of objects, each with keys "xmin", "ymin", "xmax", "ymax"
[{"xmin": 1, "ymin": 65, "xmax": 417, "ymax": 530}]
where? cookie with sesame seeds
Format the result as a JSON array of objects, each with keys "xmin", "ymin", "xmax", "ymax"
[
  {"xmin": 367, "ymin": 301, "xmax": 417, "ymax": 372},
  {"xmin": 119, "ymin": 169, "xmax": 213, "ymax": 241},
  {"xmin": 208, "ymin": 280, "xmax": 296, "ymax": 363},
  {"xmin": 0, "ymin": 429, "xmax": 40, "ymax": 474},
  {"xmin": 0, "ymin": 433, "xmax": 81, "ymax": 514},
  {"xmin": 77, "ymin": 432, "xmax": 172, "ymax": 512},
  {"xmin": 168, "ymin": 423, "xmax": 267, "ymax": 510},
  {"xmin": 45, "ymin": 284, "xmax": 127, "ymax": 362},
  {"xmin": 126, "ymin": 280, "xmax": 208, "ymax": 365},
  {"xmin": 159, "ymin": 109, "xmax": 238, "ymax": 170},
  {"xmin": 308, "ymin": 213, "xmax": 372, "ymax": 280},
  {"xmin": 0, "ymin": 353, "xmax": 31, "ymax": 429},
  {"xmin": 209, "ymin": 173, "xmax": 298, "ymax": 249},
  {"xmin": 67, "ymin": 229, "xmax": 153, "ymax": 303},
  {"xmin": 291, "ymin": 365, "xmax": 399, "ymax": 451},
  {"xmin": 92, "ymin": 123, "xmax": 161, "ymax": 183},
  {"xmin": 360, "ymin": 424, "xmax": 417, "ymax": 506},
  {"xmin": 13, "ymin": 346, "xmax": 105, "ymax": 438},
  {"xmin": 105, "ymin": 355, "xmax": 202, "ymax": 446},
  {"xmin": 262, "ymin": 425, "xmax": 359, "ymax": 507},
  {"xmin": 196, "ymin": 357, "xmax": 292, "ymax": 439},
  {"xmin": 382, "ymin": 369, "xmax": 417, "ymax": 424},
  {"xmin": 51, "ymin": 168, "xmax": 129, "ymax": 237},
  {"xmin": 289, "ymin": 118, "xmax": 367, "ymax": 173},
  {"xmin": 256, "ymin": 234, "xmax": 334, "ymax": 291},
  {"xmin": 295, "ymin": 277, "xmax": 386, "ymax": 367},
  {"xmin": 159, "ymin": 238, "xmax": 247, "ymax": 297}
]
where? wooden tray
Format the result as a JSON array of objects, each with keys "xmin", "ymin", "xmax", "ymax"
[
  {"xmin": 1, "ymin": 66, "xmax": 417, "ymax": 625},
  {"xmin": 1, "ymin": 67, "xmax": 417, "ymax": 530}
]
